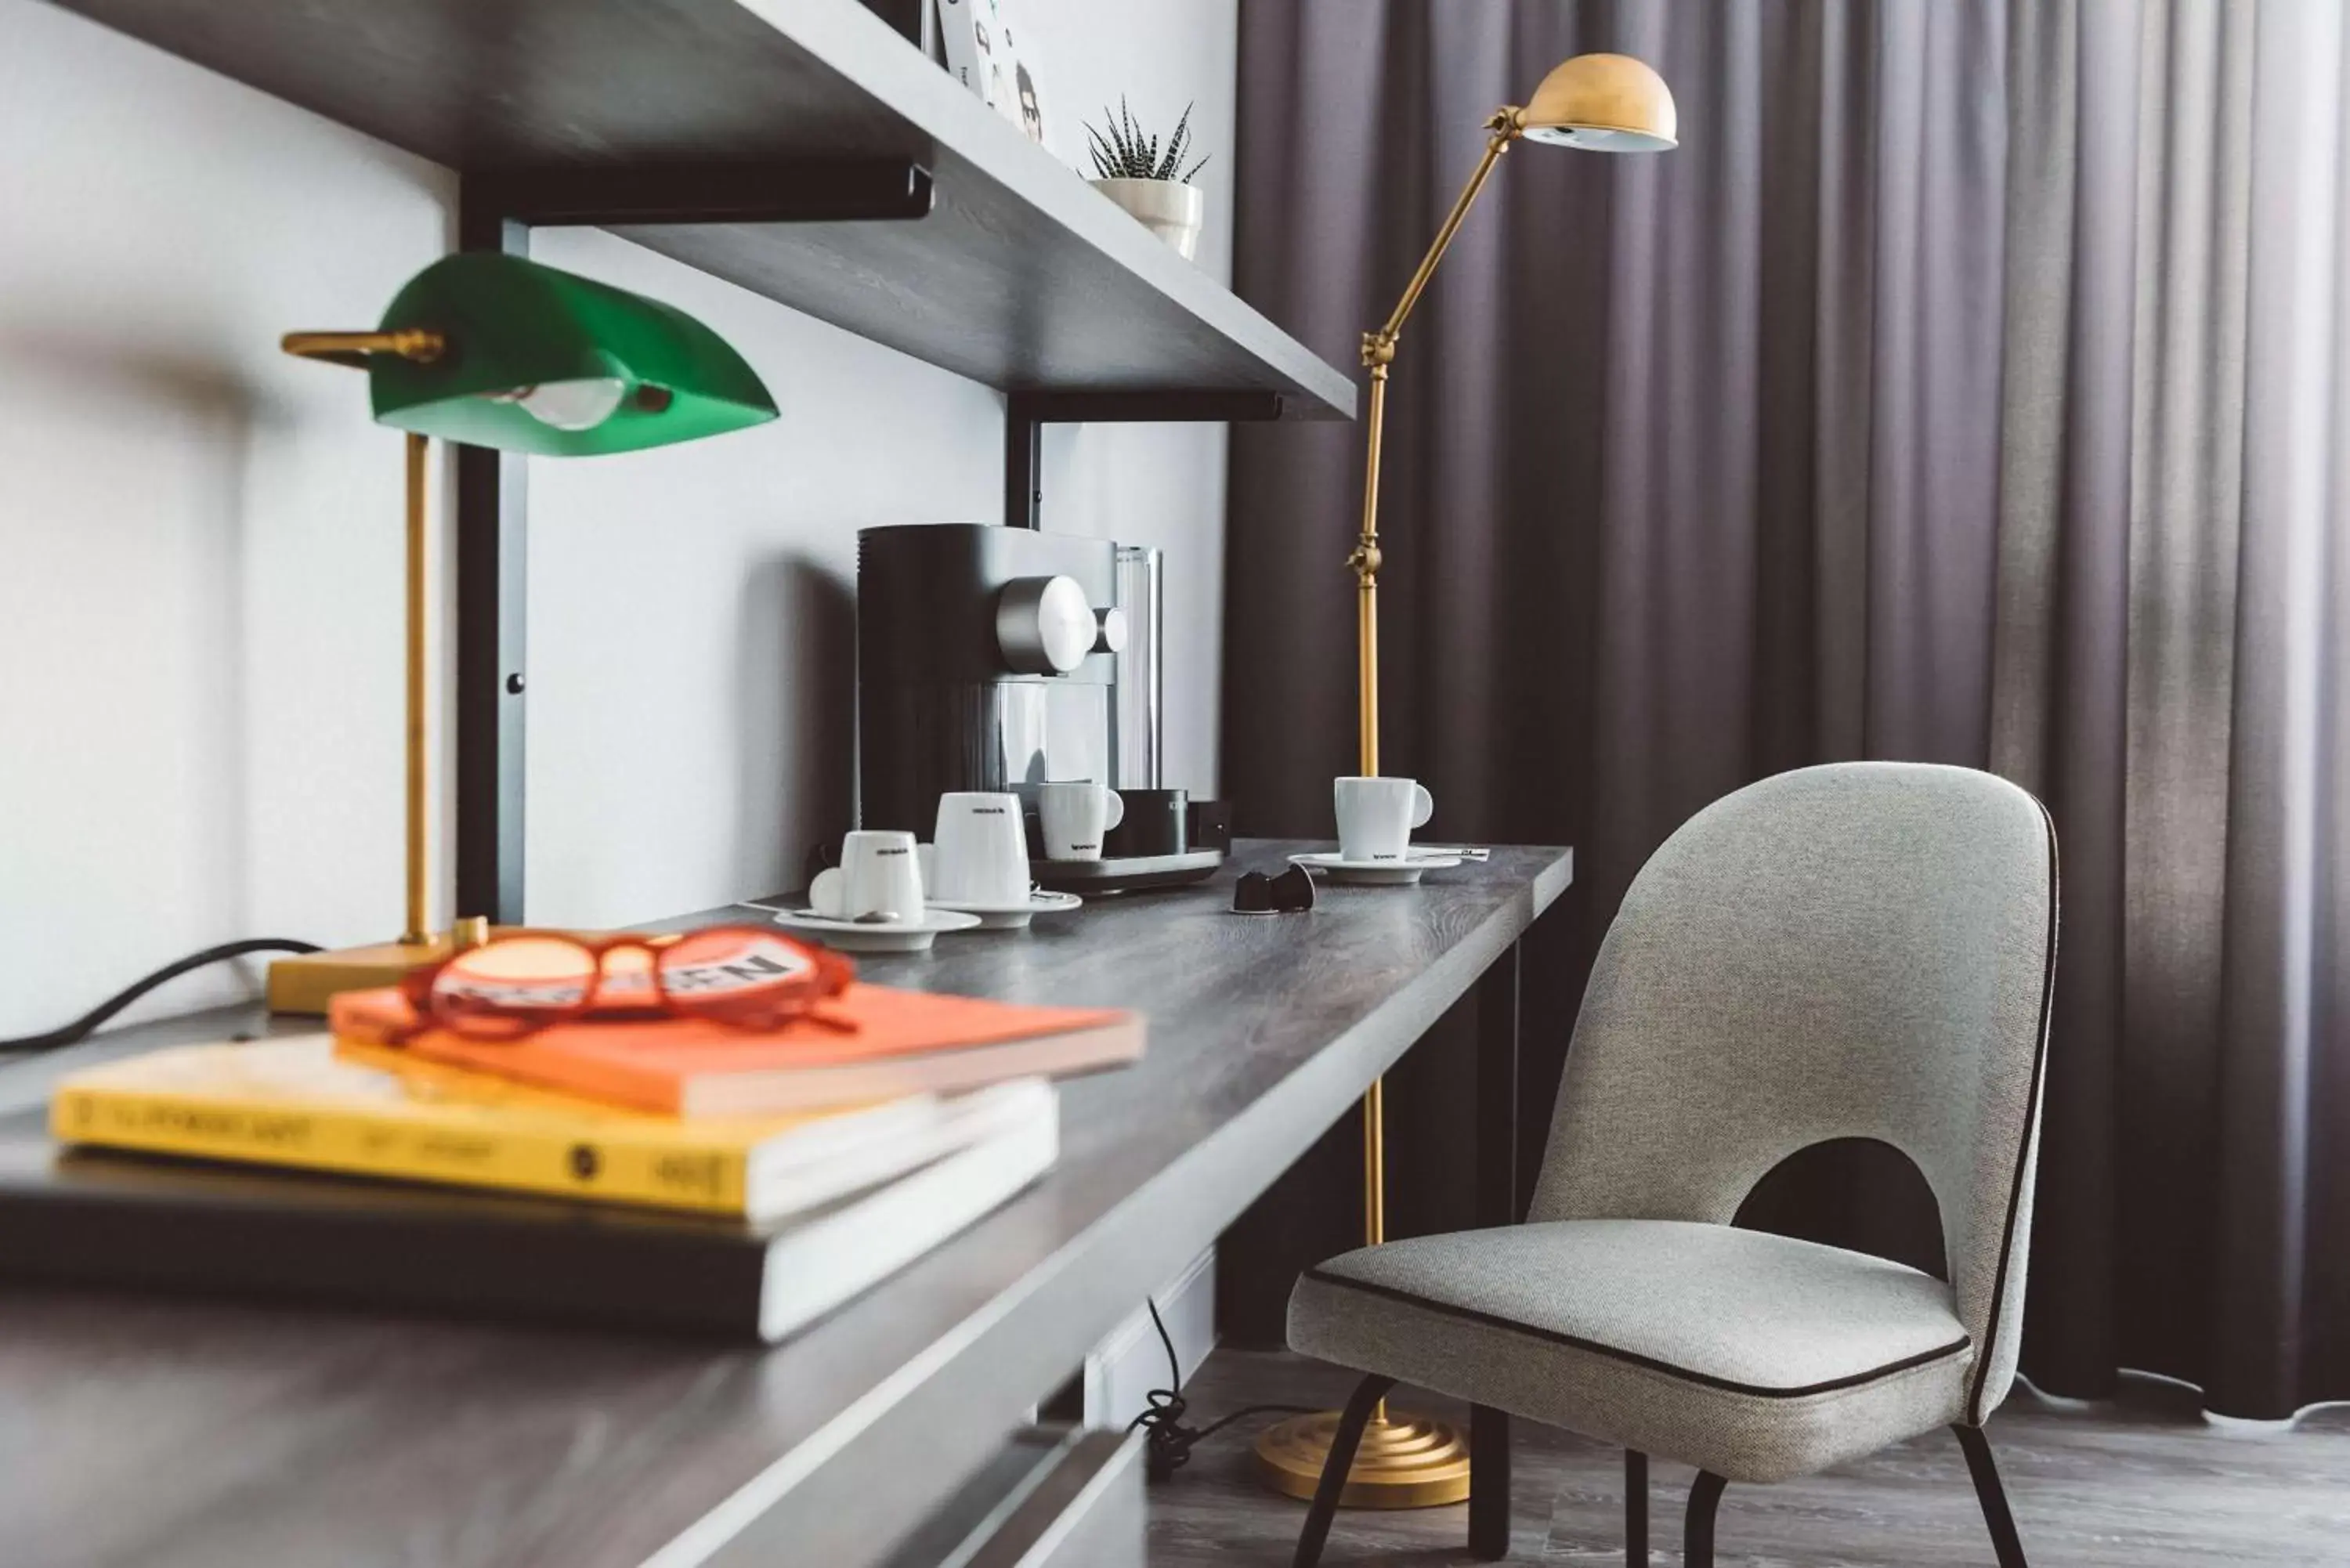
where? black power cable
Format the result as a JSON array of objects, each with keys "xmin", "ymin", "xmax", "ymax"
[
  {"xmin": 1126, "ymin": 1296, "xmax": 1316, "ymax": 1482},
  {"xmin": 0, "ymin": 939, "xmax": 323, "ymax": 1054}
]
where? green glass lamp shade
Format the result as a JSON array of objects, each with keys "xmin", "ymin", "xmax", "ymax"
[{"xmin": 366, "ymin": 254, "xmax": 776, "ymax": 456}]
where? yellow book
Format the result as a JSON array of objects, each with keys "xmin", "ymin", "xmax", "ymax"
[{"xmin": 51, "ymin": 1035, "xmax": 1048, "ymax": 1222}]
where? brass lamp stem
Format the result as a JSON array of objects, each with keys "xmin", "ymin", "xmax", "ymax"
[
  {"xmin": 1363, "ymin": 1075, "xmax": 1388, "ymax": 1425},
  {"xmin": 400, "ymin": 432, "xmax": 431, "ymax": 947},
  {"xmin": 1352, "ymin": 364, "xmax": 1389, "ymax": 778},
  {"xmin": 283, "ymin": 330, "xmax": 443, "ymax": 949}
]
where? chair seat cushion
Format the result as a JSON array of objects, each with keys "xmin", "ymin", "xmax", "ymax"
[{"xmin": 1288, "ymin": 1219, "xmax": 1973, "ymax": 1483}]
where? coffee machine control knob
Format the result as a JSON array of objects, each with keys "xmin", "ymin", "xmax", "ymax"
[
  {"xmin": 1093, "ymin": 606, "xmax": 1129, "ymax": 656},
  {"xmin": 996, "ymin": 575, "xmax": 1097, "ymax": 674}
]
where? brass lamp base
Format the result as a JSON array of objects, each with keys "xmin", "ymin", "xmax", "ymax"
[
  {"xmin": 266, "ymin": 918, "xmax": 504, "ymax": 1015},
  {"xmin": 266, "ymin": 937, "xmax": 454, "ymax": 1016},
  {"xmin": 1254, "ymin": 1409, "xmax": 1473, "ymax": 1508}
]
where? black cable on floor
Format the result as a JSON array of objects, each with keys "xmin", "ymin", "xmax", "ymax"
[
  {"xmin": 0, "ymin": 938, "xmax": 323, "ymax": 1054},
  {"xmin": 1127, "ymin": 1295, "xmax": 1317, "ymax": 1482}
]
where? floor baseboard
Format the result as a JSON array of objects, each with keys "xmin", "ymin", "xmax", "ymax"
[{"xmin": 1086, "ymin": 1245, "xmax": 1217, "ymax": 1429}]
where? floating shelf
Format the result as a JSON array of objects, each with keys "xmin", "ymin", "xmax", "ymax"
[{"xmin": 49, "ymin": 0, "xmax": 1356, "ymax": 419}]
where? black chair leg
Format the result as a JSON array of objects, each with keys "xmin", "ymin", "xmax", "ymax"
[
  {"xmin": 1290, "ymin": 1375, "xmax": 1397, "ymax": 1568},
  {"xmin": 1625, "ymin": 1450, "xmax": 1649, "ymax": 1566},
  {"xmin": 1952, "ymin": 1424, "xmax": 2030, "ymax": 1567},
  {"xmin": 1469, "ymin": 1404, "xmax": 1510, "ymax": 1559},
  {"xmin": 1683, "ymin": 1471, "xmax": 1728, "ymax": 1568}
]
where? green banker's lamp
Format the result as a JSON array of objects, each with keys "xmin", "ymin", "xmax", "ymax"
[{"xmin": 266, "ymin": 253, "xmax": 776, "ymax": 1013}]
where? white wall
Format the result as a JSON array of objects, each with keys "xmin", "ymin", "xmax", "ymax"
[
  {"xmin": 0, "ymin": 0, "xmax": 457, "ymax": 1036},
  {"xmin": 0, "ymin": 0, "xmax": 1238, "ymax": 1033},
  {"xmin": 521, "ymin": 225, "xmax": 1003, "ymax": 923}
]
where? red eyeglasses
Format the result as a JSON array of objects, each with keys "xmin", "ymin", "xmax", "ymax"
[{"xmin": 399, "ymin": 927, "xmax": 856, "ymax": 1041}]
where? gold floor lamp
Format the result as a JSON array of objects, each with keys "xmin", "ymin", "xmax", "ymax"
[{"xmin": 1256, "ymin": 51, "xmax": 1677, "ymax": 1509}]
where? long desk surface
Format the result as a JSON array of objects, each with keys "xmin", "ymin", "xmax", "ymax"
[{"xmin": 0, "ymin": 840, "xmax": 1571, "ymax": 1568}]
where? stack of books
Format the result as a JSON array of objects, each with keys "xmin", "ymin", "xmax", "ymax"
[{"xmin": 1, "ymin": 978, "xmax": 1142, "ymax": 1341}]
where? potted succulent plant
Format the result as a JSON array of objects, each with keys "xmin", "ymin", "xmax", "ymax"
[{"xmin": 1085, "ymin": 98, "xmax": 1210, "ymax": 260}]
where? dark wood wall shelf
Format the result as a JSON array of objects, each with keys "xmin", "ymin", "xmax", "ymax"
[{"xmin": 45, "ymin": 0, "xmax": 1356, "ymax": 417}]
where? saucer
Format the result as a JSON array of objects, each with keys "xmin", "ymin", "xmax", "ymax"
[
  {"xmin": 757, "ymin": 905, "xmax": 982, "ymax": 952},
  {"xmin": 927, "ymin": 890, "xmax": 1085, "ymax": 930},
  {"xmin": 1289, "ymin": 851, "xmax": 1465, "ymax": 887}
]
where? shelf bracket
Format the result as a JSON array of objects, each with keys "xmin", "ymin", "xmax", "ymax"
[
  {"xmin": 1002, "ymin": 390, "xmax": 1289, "ymax": 530},
  {"xmin": 452, "ymin": 160, "xmax": 934, "ymax": 923},
  {"xmin": 453, "ymin": 190, "xmax": 531, "ymax": 928}
]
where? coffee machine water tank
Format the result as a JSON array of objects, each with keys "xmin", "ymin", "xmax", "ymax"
[
  {"xmin": 1110, "ymin": 545, "xmax": 1163, "ymax": 790},
  {"xmin": 856, "ymin": 525, "xmax": 1134, "ymax": 836}
]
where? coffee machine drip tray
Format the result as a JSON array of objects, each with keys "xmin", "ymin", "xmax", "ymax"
[{"xmin": 1031, "ymin": 851, "xmax": 1225, "ymax": 894}]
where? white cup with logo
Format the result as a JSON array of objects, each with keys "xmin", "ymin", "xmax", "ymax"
[
  {"xmin": 1037, "ymin": 782, "xmax": 1126, "ymax": 862},
  {"xmin": 1334, "ymin": 775, "xmax": 1434, "ymax": 863},
  {"xmin": 810, "ymin": 829, "xmax": 925, "ymax": 921},
  {"xmin": 924, "ymin": 792, "xmax": 1032, "ymax": 905}
]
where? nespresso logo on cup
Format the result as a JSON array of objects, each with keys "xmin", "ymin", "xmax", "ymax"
[
  {"xmin": 975, "ymin": 807, "xmax": 1008, "ymax": 815},
  {"xmin": 877, "ymin": 846, "xmax": 910, "ymax": 856}
]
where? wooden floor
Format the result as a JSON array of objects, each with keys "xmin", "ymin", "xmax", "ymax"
[{"xmin": 1148, "ymin": 1349, "xmax": 2350, "ymax": 1566}]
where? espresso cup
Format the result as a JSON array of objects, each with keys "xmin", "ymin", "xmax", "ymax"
[
  {"xmin": 925, "ymin": 792, "xmax": 1032, "ymax": 905},
  {"xmin": 1037, "ymin": 782, "xmax": 1126, "ymax": 862},
  {"xmin": 1334, "ymin": 775, "xmax": 1434, "ymax": 862},
  {"xmin": 810, "ymin": 829, "xmax": 924, "ymax": 921}
]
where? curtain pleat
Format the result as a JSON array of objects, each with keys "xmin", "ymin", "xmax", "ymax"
[
  {"xmin": 2205, "ymin": 0, "xmax": 2350, "ymax": 1417},
  {"xmin": 1991, "ymin": 0, "xmax": 2143, "ymax": 1400},
  {"xmin": 2116, "ymin": 0, "xmax": 2250, "ymax": 1396}
]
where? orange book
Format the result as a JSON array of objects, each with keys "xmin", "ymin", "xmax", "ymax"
[{"xmin": 330, "ymin": 983, "xmax": 1141, "ymax": 1117}]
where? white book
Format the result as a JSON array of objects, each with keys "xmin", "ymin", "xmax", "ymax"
[
  {"xmin": 747, "ymin": 1076, "xmax": 1051, "ymax": 1224},
  {"xmin": 758, "ymin": 1080, "xmax": 1059, "ymax": 1340}
]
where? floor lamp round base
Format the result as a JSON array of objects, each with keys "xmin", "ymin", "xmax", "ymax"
[{"xmin": 1253, "ymin": 1408, "xmax": 1473, "ymax": 1508}]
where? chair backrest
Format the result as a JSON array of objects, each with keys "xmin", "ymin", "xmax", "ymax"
[{"xmin": 1530, "ymin": 762, "xmax": 2057, "ymax": 1424}]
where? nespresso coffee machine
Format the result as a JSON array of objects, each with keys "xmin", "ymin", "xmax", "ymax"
[{"xmin": 856, "ymin": 524, "xmax": 1225, "ymax": 891}]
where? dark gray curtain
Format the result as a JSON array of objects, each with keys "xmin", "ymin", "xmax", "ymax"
[{"xmin": 1224, "ymin": 0, "xmax": 2350, "ymax": 1419}]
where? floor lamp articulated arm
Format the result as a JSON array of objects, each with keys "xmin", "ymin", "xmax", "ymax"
[{"xmin": 1350, "ymin": 109, "xmax": 1520, "ymax": 783}]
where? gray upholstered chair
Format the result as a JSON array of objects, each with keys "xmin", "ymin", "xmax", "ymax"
[{"xmin": 1285, "ymin": 762, "xmax": 2057, "ymax": 1566}]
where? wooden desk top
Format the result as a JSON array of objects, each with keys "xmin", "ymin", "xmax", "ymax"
[{"xmin": 0, "ymin": 840, "xmax": 1570, "ymax": 1568}]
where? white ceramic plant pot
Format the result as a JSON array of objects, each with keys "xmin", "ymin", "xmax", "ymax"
[{"xmin": 1090, "ymin": 177, "xmax": 1205, "ymax": 261}]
